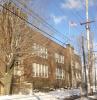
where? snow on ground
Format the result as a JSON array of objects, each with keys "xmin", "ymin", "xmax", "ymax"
[
  {"xmin": 49, "ymin": 88, "xmax": 80, "ymax": 100},
  {"xmin": 0, "ymin": 88, "xmax": 80, "ymax": 100}
]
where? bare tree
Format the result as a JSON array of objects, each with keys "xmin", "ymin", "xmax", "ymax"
[{"xmin": 0, "ymin": 2, "xmax": 37, "ymax": 94}]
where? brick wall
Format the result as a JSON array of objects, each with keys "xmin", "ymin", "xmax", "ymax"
[{"xmin": 0, "ymin": 2, "xmax": 82, "ymax": 94}]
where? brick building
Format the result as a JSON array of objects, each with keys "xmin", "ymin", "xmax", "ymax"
[{"xmin": 0, "ymin": 2, "xmax": 82, "ymax": 95}]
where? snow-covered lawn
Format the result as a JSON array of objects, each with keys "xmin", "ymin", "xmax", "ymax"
[{"xmin": 0, "ymin": 88, "xmax": 80, "ymax": 100}]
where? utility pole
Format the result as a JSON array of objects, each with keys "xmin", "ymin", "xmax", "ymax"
[
  {"xmin": 82, "ymin": 36, "xmax": 88, "ymax": 96},
  {"xmin": 86, "ymin": 0, "xmax": 90, "ymax": 51},
  {"xmin": 93, "ymin": 53, "xmax": 97, "ymax": 91},
  {"xmin": 95, "ymin": 61, "xmax": 96, "ymax": 91},
  {"xmin": 80, "ymin": 0, "xmax": 95, "ymax": 94}
]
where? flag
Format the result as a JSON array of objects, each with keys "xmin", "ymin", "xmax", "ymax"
[{"xmin": 69, "ymin": 21, "xmax": 77, "ymax": 27}]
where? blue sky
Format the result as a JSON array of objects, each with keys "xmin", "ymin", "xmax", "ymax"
[{"xmin": 13, "ymin": 0, "xmax": 97, "ymax": 53}]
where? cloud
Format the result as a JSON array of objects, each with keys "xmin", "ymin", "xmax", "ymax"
[
  {"xmin": 61, "ymin": 0, "xmax": 97, "ymax": 10},
  {"xmin": 89, "ymin": 0, "xmax": 97, "ymax": 6},
  {"xmin": 82, "ymin": 0, "xmax": 97, "ymax": 7},
  {"xmin": 51, "ymin": 14, "xmax": 66, "ymax": 24},
  {"xmin": 61, "ymin": 0, "xmax": 81, "ymax": 9}
]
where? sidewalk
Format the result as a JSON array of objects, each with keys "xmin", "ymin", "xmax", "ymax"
[
  {"xmin": 75, "ymin": 95, "xmax": 97, "ymax": 100},
  {"xmin": 88, "ymin": 95, "xmax": 97, "ymax": 100}
]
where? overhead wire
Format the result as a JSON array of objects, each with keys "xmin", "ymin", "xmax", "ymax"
[
  {"xmin": 0, "ymin": 0, "xmax": 71, "ymax": 57},
  {"xmin": 0, "ymin": 0, "xmax": 81, "ymax": 54},
  {"xmin": 12, "ymin": 0, "xmax": 71, "ymax": 44},
  {"xmin": 2, "ymin": 0, "xmax": 87, "ymax": 45},
  {"xmin": 0, "ymin": 3, "xmax": 67, "ymax": 48},
  {"xmin": 53, "ymin": 0, "xmax": 86, "ymax": 50},
  {"xmin": 11, "ymin": 0, "xmax": 81, "ymax": 54}
]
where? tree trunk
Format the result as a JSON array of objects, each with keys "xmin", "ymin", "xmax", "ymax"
[
  {"xmin": 0, "ymin": 67, "xmax": 13, "ymax": 95},
  {"xmin": 1, "ymin": 53, "xmax": 16, "ymax": 95},
  {"xmin": 4, "ymin": 68, "xmax": 13, "ymax": 95}
]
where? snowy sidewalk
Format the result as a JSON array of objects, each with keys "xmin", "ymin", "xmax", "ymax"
[
  {"xmin": 75, "ymin": 95, "xmax": 97, "ymax": 100},
  {"xmin": 0, "ymin": 88, "xmax": 80, "ymax": 100}
]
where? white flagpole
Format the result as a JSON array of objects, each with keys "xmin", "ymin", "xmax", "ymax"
[{"xmin": 69, "ymin": 21, "xmax": 70, "ymax": 40}]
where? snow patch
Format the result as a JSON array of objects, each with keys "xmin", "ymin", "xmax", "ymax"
[{"xmin": 0, "ymin": 88, "xmax": 80, "ymax": 100}]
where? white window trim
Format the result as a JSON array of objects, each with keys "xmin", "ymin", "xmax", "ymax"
[
  {"xmin": 55, "ymin": 53, "xmax": 64, "ymax": 64},
  {"xmin": 32, "ymin": 63, "xmax": 48, "ymax": 78},
  {"xmin": 56, "ymin": 68, "xmax": 64, "ymax": 79},
  {"xmin": 32, "ymin": 43, "xmax": 48, "ymax": 59}
]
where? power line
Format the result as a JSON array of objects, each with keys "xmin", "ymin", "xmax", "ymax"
[
  {"xmin": 57, "ymin": 0, "xmax": 85, "ymax": 20},
  {"xmin": 16, "ymin": 0, "xmax": 87, "ymax": 49},
  {"xmin": 0, "ymin": 3, "xmax": 67, "ymax": 46},
  {"xmin": 13, "ymin": 0, "xmax": 82, "ymax": 53},
  {"xmin": 0, "ymin": 1, "xmax": 73, "ymax": 57},
  {"xmin": 0, "ymin": 0, "xmax": 66, "ymax": 56},
  {"xmin": 1, "ymin": 0, "xmax": 89, "ymax": 50},
  {"xmin": 12, "ymin": 0, "xmax": 71, "ymax": 43},
  {"xmin": 12, "ymin": 0, "xmax": 84, "ymax": 53},
  {"xmin": 53, "ymin": 0, "xmax": 86, "ymax": 47},
  {"xmin": 0, "ymin": 2, "xmax": 81, "ymax": 54}
]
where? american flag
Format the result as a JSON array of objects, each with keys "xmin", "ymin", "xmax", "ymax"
[{"xmin": 69, "ymin": 21, "xmax": 77, "ymax": 27}]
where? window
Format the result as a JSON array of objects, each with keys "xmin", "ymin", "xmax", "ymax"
[
  {"xmin": 55, "ymin": 53, "xmax": 64, "ymax": 64},
  {"xmin": 56, "ymin": 68, "xmax": 64, "ymax": 79},
  {"xmin": 75, "ymin": 62, "xmax": 79, "ymax": 69},
  {"xmin": 32, "ymin": 43, "xmax": 48, "ymax": 59},
  {"xmin": 32, "ymin": 63, "xmax": 48, "ymax": 78}
]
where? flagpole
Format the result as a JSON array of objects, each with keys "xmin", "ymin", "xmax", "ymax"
[
  {"xmin": 69, "ymin": 21, "xmax": 70, "ymax": 39},
  {"xmin": 68, "ymin": 21, "xmax": 77, "ymax": 41}
]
